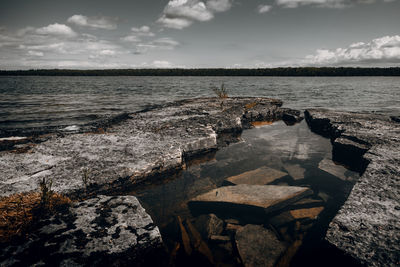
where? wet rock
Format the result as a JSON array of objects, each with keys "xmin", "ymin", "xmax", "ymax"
[
  {"xmin": 318, "ymin": 158, "xmax": 347, "ymax": 180},
  {"xmin": 235, "ymin": 224, "xmax": 287, "ymax": 267},
  {"xmin": 0, "ymin": 97, "xmax": 295, "ymax": 198},
  {"xmin": 305, "ymin": 109, "xmax": 400, "ymax": 267},
  {"xmin": 209, "ymin": 235, "xmax": 231, "ymax": 243},
  {"xmin": 188, "ymin": 184, "xmax": 312, "ymax": 217},
  {"xmin": 282, "ymin": 109, "xmax": 304, "ymax": 126},
  {"xmin": 193, "ymin": 213, "xmax": 224, "ymax": 240},
  {"xmin": 283, "ymin": 164, "xmax": 305, "ymax": 180},
  {"xmin": 0, "ymin": 195, "xmax": 164, "ymax": 266},
  {"xmin": 224, "ymin": 166, "xmax": 288, "ymax": 185},
  {"xmin": 288, "ymin": 197, "xmax": 324, "ymax": 209},
  {"xmin": 289, "ymin": 207, "xmax": 324, "ymax": 220},
  {"xmin": 226, "ymin": 223, "xmax": 243, "ymax": 232}
]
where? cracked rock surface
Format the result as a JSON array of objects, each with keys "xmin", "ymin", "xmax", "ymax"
[
  {"xmin": 0, "ymin": 195, "xmax": 163, "ymax": 267},
  {"xmin": 305, "ymin": 109, "xmax": 400, "ymax": 267},
  {"xmin": 0, "ymin": 97, "xmax": 295, "ymax": 197}
]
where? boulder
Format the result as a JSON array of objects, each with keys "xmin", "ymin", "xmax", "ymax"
[
  {"xmin": 235, "ymin": 224, "xmax": 286, "ymax": 267},
  {"xmin": 224, "ymin": 166, "xmax": 288, "ymax": 185},
  {"xmin": 0, "ymin": 195, "xmax": 164, "ymax": 267}
]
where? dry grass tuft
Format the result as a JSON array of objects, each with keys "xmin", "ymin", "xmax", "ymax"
[{"xmin": 0, "ymin": 192, "xmax": 71, "ymax": 243}]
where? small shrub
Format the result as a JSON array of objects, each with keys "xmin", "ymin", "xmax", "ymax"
[
  {"xmin": 212, "ymin": 83, "xmax": 228, "ymax": 99},
  {"xmin": 81, "ymin": 168, "xmax": 91, "ymax": 189},
  {"xmin": 0, "ymin": 191, "xmax": 71, "ymax": 242},
  {"xmin": 39, "ymin": 177, "xmax": 53, "ymax": 209}
]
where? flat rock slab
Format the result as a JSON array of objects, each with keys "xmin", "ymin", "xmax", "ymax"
[
  {"xmin": 189, "ymin": 184, "xmax": 312, "ymax": 215},
  {"xmin": 283, "ymin": 164, "xmax": 305, "ymax": 180},
  {"xmin": 235, "ymin": 224, "xmax": 286, "ymax": 267},
  {"xmin": 225, "ymin": 166, "xmax": 288, "ymax": 185},
  {"xmin": 318, "ymin": 158, "xmax": 356, "ymax": 181},
  {"xmin": 0, "ymin": 97, "xmax": 296, "ymax": 197},
  {"xmin": 306, "ymin": 109, "xmax": 400, "ymax": 267},
  {"xmin": 0, "ymin": 195, "xmax": 163, "ymax": 266}
]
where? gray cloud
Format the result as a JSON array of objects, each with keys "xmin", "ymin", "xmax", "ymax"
[
  {"xmin": 67, "ymin": 15, "xmax": 117, "ymax": 30},
  {"xmin": 257, "ymin": 4, "xmax": 273, "ymax": 13},
  {"xmin": 158, "ymin": 0, "xmax": 233, "ymax": 29}
]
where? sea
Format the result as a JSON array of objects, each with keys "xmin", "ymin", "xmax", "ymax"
[{"xmin": 0, "ymin": 76, "xmax": 399, "ymax": 131}]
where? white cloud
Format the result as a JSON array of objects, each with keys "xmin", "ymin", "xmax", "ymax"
[
  {"xmin": 257, "ymin": 4, "xmax": 273, "ymax": 13},
  {"xmin": 28, "ymin": 50, "xmax": 44, "ymax": 57},
  {"xmin": 36, "ymin": 23, "xmax": 77, "ymax": 37},
  {"xmin": 158, "ymin": 0, "xmax": 233, "ymax": 29},
  {"xmin": 121, "ymin": 35, "xmax": 141, "ymax": 42},
  {"xmin": 67, "ymin": 15, "xmax": 117, "ymax": 30},
  {"xmin": 275, "ymin": 0, "xmax": 390, "ymax": 8},
  {"xmin": 153, "ymin": 37, "xmax": 180, "ymax": 47},
  {"xmin": 157, "ymin": 17, "xmax": 193, "ymax": 30},
  {"xmin": 150, "ymin": 60, "xmax": 175, "ymax": 68},
  {"xmin": 130, "ymin": 25, "xmax": 155, "ymax": 37},
  {"xmin": 206, "ymin": 0, "xmax": 233, "ymax": 12},
  {"xmin": 304, "ymin": 35, "xmax": 400, "ymax": 65}
]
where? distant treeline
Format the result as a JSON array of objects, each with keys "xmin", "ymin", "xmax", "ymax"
[{"xmin": 0, "ymin": 67, "xmax": 399, "ymax": 76}]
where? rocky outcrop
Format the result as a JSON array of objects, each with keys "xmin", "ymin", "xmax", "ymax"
[
  {"xmin": 305, "ymin": 109, "xmax": 400, "ymax": 267},
  {"xmin": 0, "ymin": 97, "xmax": 299, "ymax": 198},
  {"xmin": 0, "ymin": 195, "xmax": 164, "ymax": 266}
]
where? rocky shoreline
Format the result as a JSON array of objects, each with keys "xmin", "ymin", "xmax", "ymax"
[
  {"xmin": 305, "ymin": 109, "xmax": 400, "ymax": 267},
  {"xmin": 0, "ymin": 98, "xmax": 398, "ymax": 266}
]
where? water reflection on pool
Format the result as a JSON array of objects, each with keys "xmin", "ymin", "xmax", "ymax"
[{"xmin": 126, "ymin": 120, "xmax": 359, "ymax": 266}]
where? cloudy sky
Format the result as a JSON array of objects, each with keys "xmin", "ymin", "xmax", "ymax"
[{"xmin": 0, "ymin": 0, "xmax": 399, "ymax": 69}]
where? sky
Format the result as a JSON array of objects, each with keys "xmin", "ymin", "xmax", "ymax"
[{"xmin": 0, "ymin": 0, "xmax": 399, "ymax": 69}]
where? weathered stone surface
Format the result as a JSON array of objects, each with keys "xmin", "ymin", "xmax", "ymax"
[
  {"xmin": 283, "ymin": 164, "xmax": 305, "ymax": 180},
  {"xmin": 0, "ymin": 97, "xmax": 292, "ymax": 198},
  {"xmin": 305, "ymin": 109, "xmax": 400, "ymax": 267},
  {"xmin": 189, "ymin": 184, "xmax": 312, "ymax": 215},
  {"xmin": 193, "ymin": 213, "xmax": 224, "ymax": 240},
  {"xmin": 235, "ymin": 224, "xmax": 286, "ymax": 267},
  {"xmin": 225, "ymin": 166, "xmax": 288, "ymax": 185},
  {"xmin": 0, "ymin": 195, "xmax": 164, "ymax": 266}
]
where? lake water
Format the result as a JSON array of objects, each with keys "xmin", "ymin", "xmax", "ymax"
[{"xmin": 0, "ymin": 76, "xmax": 399, "ymax": 132}]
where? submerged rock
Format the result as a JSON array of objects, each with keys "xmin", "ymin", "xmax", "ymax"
[
  {"xmin": 224, "ymin": 166, "xmax": 288, "ymax": 185},
  {"xmin": 0, "ymin": 195, "xmax": 164, "ymax": 266},
  {"xmin": 0, "ymin": 97, "xmax": 294, "ymax": 198},
  {"xmin": 188, "ymin": 184, "xmax": 312, "ymax": 217},
  {"xmin": 305, "ymin": 109, "xmax": 400, "ymax": 267},
  {"xmin": 193, "ymin": 213, "xmax": 224, "ymax": 240},
  {"xmin": 235, "ymin": 224, "xmax": 286, "ymax": 267},
  {"xmin": 283, "ymin": 164, "xmax": 306, "ymax": 180}
]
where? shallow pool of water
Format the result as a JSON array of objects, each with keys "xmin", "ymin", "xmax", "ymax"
[{"xmin": 125, "ymin": 120, "xmax": 360, "ymax": 266}]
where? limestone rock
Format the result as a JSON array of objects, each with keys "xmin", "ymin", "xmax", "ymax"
[
  {"xmin": 305, "ymin": 109, "xmax": 400, "ymax": 267},
  {"xmin": 235, "ymin": 224, "xmax": 286, "ymax": 267},
  {"xmin": 0, "ymin": 97, "xmax": 293, "ymax": 198},
  {"xmin": 0, "ymin": 195, "xmax": 164, "ymax": 266},
  {"xmin": 225, "ymin": 166, "xmax": 287, "ymax": 185}
]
